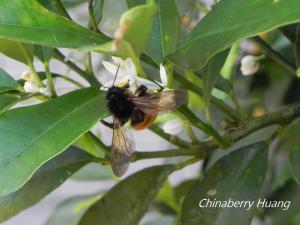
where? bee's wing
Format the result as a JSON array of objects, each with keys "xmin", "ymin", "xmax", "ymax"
[
  {"xmin": 131, "ymin": 90, "xmax": 186, "ymax": 116},
  {"xmin": 111, "ymin": 117, "xmax": 135, "ymax": 177}
]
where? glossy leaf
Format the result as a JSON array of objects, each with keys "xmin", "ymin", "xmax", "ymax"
[
  {"xmin": 261, "ymin": 180, "xmax": 300, "ymax": 225},
  {"xmin": 0, "ymin": 38, "xmax": 33, "ymax": 65},
  {"xmin": 34, "ymin": 45, "xmax": 54, "ymax": 63},
  {"xmin": 79, "ymin": 165, "xmax": 175, "ymax": 225},
  {"xmin": 0, "ymin": 93, "xmax": 19, "ymax": 114},
  {"xmin": 202, "ymin": 49, "xmax": 229, "ymax": 112},
  {"xmin": 145, "ymin": 0, "xmax": 180, "ymax": 64},
  {"xmin": 71, "ymin": 163, "xmax": 113, "ymax": 181},
  {"xmin": 0, "ymin": 88, "xmax": 107, "ymax": 197},
  {"xmin": 277, "ymin": 118, "xmax": 300, "ymax": 185},
  {"xmin": 0, "ymin": 0, "xmax": 108, "ymax": 48},
  {"xmin": 126, "ymin": 0, "xmax": 146, "ymax": 8},
  {"xmin": 0, "ymin": 68, "xmax": 21, "ymax": 94},
  {"xmin": 0, "ymin": 147, "xmax": 93, "ymax": 223},
  {"xmin": 74, "ymin": 133, "xmax": 106, "ymax": 158},
  {"xmin": 118, "ymin": 0, "xmax": 158, "ymax": 55},
  {"xmin": 181, "ymin": 142, "xmax": 268, "ymax": 225},
  {"xmin": 155, "ymin": 181, "xmax": 179, "ymax": 214},
  {"xmin": 45, "ymin": 193, "xmax": 101, "ymax": 225},
  {"xmin": 93, "ymin": 0, "xmax": 104, "ymax": 25},
  {"xmin": 168, "ymin": 0, "xmax": 300, "ymax": 69},
  {"xmin": 0, "ymin": 92, "xmax": 31, "ymax": 115}
]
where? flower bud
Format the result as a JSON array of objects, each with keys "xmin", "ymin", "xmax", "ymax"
[
  {"xmin": 240, "ymin": 55, "xmax": 259, "ymax": 76},
  {"xmin": 21, "ymin": 71, "xmax": 33, "ymax": 81}
]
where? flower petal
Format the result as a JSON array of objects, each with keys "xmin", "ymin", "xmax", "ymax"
[
  {"xmin": 159, "ymin": 64, "xmax": 168, "ymax": 86},
  {"xmin": 24, "ymin": 81, "xmax": 40, "ymax": 93},
  {"xmin": 112, "ymin": 56, "xmax": 125, "ymax": 65},
  {"xmin": 162, "ymin": 119, "xmax": 184, "ymax": 135},
  {"xmin": 125, "ymin": 58, "xmax": 137, "ymax": 76},
  {"xmin": 102, "ymin": 60, "xmax": 127, "ymax": 78}
]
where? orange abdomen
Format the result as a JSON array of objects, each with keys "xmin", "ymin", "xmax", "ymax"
[{"xmin": 132, "ymin": 114, "xmax": 157, "ymax": 130}]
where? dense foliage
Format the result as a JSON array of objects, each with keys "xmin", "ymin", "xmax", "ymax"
[{"xmin": 1, "ymin": 0, "xmax": 300, "ymax": 224}]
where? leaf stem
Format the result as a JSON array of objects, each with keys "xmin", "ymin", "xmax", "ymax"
[
  {"xmin": 177, "ymin": 106, "xmax": 230, "ymax": 148},
  {"xmin": 52, "ymin": 0, "xmax": 72, "ymax": 20},
  {"xmin": 175, "ymin": 157, "xmax": 201, "ymax": 170},
  {"xmin": 196, "ymin": 2, "xmax": 209, "ymax": 14},
  {"xmin": 149, "ymin": 124, "xmax": 190, "ymax": 148},
  {"xmin": 44, "ymin": 61, "xmax": 57, "ymax": 97},
  {"xmin": 132, "ymin": 148, "xmax": 201, "ymax": 161},
  {"xmin": 251, "ymin": 36, "xmax": 296, "ymax": 76},
  {"xmin": 174, "ymin": 72, "xmax": 244, "ymax": 123},
  {"xmin": 88, "ymin": 0, "xmax": 100, "ymax": 32}
]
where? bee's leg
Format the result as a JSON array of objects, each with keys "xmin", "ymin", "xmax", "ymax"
[
  {"xmin": 135, "ymin": 85, "xmax": 148, "ymax": 97},
  {"xmin": 101, "ymin": 119, "xmax": 118, "ymax": 129}
]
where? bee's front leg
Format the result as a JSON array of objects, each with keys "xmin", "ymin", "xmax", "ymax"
[{"xmin": 101, "ymin": 119, "xmax": 119, "ymax": 129}]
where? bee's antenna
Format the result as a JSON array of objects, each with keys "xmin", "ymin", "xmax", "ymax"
[{"xmin": 112, "ymin": 64, "xmax": 121, "ymax": 87}]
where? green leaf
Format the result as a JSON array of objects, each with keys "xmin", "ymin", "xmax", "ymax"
[
  {"xmin": 277, "ymin": 118, "xmax": 300, "ymax": 185},
  {"xmin": 0, "ymin": 147, "xmax": 93, "ymax": 223},
  {"xmin": 45, "ymin": 193, "xmax": 101, "ymax": 225},
  {"xmin": 74, "ymin": 133, "xmax": 106, "ymax": 158},
  {"xmin": 0, "ymin": 38, "xmax": 33, "ymax": 65},
  {"xmin": 79, "ymin": 165, "xmax": 175, "ymax": 225},
  {"xmin": 83, "ymin": 40, "xmax": 144, "ymax": 75},
  {"xmin": 155, "ymin": 181, "xmax": 179, "ymax": 214},
  {"xmin": 145, "ymin": 0, "xmax": 180, "ymax": 64},
  {"xmin": 262, "ymin": 180, "xmax": 300, "ymax": 225},
  {"xmin": 93, "ymin": 0, "xmax": 104, "ymax": 25},
  {"xmin": 0, "ymin": 93, "xmax": 31, "ymax": 115},
  {"xmin": 71, "ymin": 163, "xmax": 113, "ymax": 181},
  {"xmin": 0, "ymin": 88, "xmax": 107, "ymax": 197},
  {"xmin": 126, "ymin": 0, "xmax": 146, "ymax": 8},
  {"xmin": 168, "ymin": 0, "xmax": 300, "ymax": 69},
  {"xmin": 0, "ymin": 93, "xmax": 19, "ymax": 114},
  {"xmin": 118, "ymin": 0, "xmax": 158, "ymax": 55},
  {"xmin": 0, "ymin": 0, "xmax": 108, "ymax": 48},
  {"xmin": 181, "ymin": 142, "xmax": 268, "ymax": 225},
  {"xmin": 34, "ymin": 45, "xmax": 54, "ymax": 63},
  {"xmin": 0, "ymin": 67, "xmax": 21, "ymax": 94},
  {"xmin": 202, "ymin": 49, "xmax": 229, "ymax": 114},
  {"xmin": 174, "ymin": 179, "xmax": 196, "ymax": 204}
]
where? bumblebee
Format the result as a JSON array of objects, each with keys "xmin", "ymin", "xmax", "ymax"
[{"xmin": 102, "ymin": 82, "xmax": 185, "ymax": 176}]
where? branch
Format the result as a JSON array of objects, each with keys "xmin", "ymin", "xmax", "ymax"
[{"xmin": 132, "ymin": 148, "xmax": 202, "ymax": 161}]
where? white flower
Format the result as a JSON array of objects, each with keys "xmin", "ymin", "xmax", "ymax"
[
  {"xmin": 162, "ymin": 119, "xmax": 184, "ymax": 135},
  {"xmin": 23, "ymin": 81, "xmax": 40, "ymax": 93},
  {"xmin": 101, "ymin": 57, "xmax": 137, "ymax": 90},
  {"xmin": 23, "ymin": 79, "xmax": 52, "ymax": 97},
  {"xmin": 240, "ymin": 55, "xmax": 259, "ymax": 76},
  {"xmin": 101, "ymin": 57, "xmax": 170, "ymax": 91}
]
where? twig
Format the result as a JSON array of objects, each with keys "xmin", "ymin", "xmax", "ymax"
[{"xmin": 251, "ymin": 36, "xmax": 296, "ymax": 76}]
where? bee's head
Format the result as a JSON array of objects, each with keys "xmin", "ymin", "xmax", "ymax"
[{"xmin": 106, "ymin": 86, "xmax": 124, "ymax": 100}]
